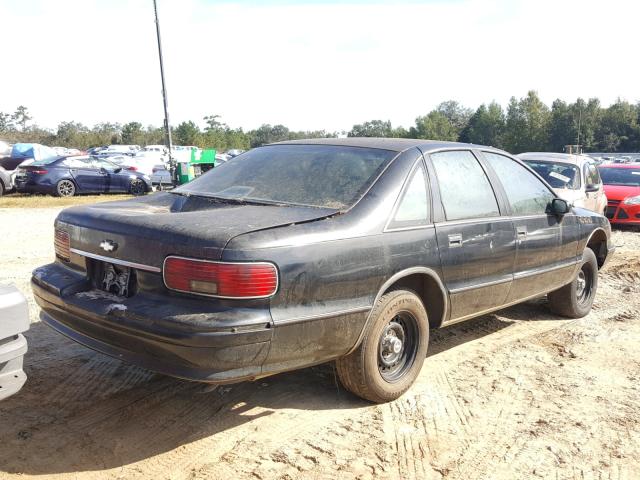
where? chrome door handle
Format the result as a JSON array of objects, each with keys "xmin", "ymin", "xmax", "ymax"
[
  {"xmin": 517, "ymin": 227, "xmax": 527, "ymax": 238},
  {"xmin": 448, "ymin": 234, "xmax": 462, "ymax": 247}
]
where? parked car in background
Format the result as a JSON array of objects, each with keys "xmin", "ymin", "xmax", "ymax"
[
  {"xmin": 518, "ymin": 152, "xmax": 607, "ymax": 215},
  {"xmin": 14, "ymin": 155, "xmax": 151, "ymax": 197},
  {"xmin": 142, "ymin": 145, "xmax": 168, "ymax": 155},
  {"xmin": 32, "ymin": 138, "xmax": 613, "ymax": 404},
  {"xmin": 111, "ymin": 152, "xmax": 164, "ymax": 176},
  {"xmin": 598, "ymin": 163, "xmax": 640, "ymax": 226},
  {"xmin": 0, "ymin": 285, "xmax": 29, "ymax": 401},
  {"xmin": 150, "ymin": 163, "xmax": 173, "ymax": 188},
  {"xmin": 0, "ymin": 165, "xmax": 14, "ymax": 196},
  {"xmin": 103, "ymin": 145, "xmax": 140, "ymax": 156},
  {"xmin": 226, "ymin": 149, "xmax": 245, "ymax": 158},
  {"xmin": 0, "ymin": 140, "xmax": 11, "ymax": 157}
]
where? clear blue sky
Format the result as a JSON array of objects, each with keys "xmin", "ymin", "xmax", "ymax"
[{"xmin": 1, "ymin": 0, "xmax": 638, "ymax": 132}]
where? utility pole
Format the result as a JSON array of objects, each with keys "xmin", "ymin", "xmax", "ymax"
[
  {"xmin": 576, "ymin": 105, "xmax": 583, "ymax": 154},
  {"xmin": 152, "ymin": 0, "xmax": 176, "ymax": 186}
]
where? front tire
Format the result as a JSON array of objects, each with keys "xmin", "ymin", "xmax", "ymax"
[
  {"xmin": 56, "ymin": 179, "xmax": 76, "ymax": 197},
  {"xmin": 129, "ymin": 179, "xmax": 147, "ymax": 196},
  {"xmin": 547, "ymin": 248, "xmax": 598, "ymax": 318},
  {"xmin": 336, "ymin": 290, "xmax": 429, "ymax": 403}
]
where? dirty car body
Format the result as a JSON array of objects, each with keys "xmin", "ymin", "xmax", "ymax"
[{"xmin": 32, "ymin": 138, "xmax": 614, "ymax": 401}]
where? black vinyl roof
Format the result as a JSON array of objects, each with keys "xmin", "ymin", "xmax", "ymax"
[{"xmin": 272, "ymin": 137, "xmax": 497, "ymax": 153}]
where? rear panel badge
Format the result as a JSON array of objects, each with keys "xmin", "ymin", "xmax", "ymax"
[{"xmin": 99, "ymin": 240, "xmax": 118, "ymax": 253}]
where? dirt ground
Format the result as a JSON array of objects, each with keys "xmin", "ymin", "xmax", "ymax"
[{"xmin": 1, "ymin": 206, "xmax": 639, "ymax": 480}]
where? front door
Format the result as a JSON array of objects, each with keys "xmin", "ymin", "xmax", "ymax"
[
  {"xmin": 70, "ymin": 158, "xmax": 107, "ymax": 193},
  {"xmin": 428, "ymin": 150, "xmax": 516, "ymax": 322},
  {"xmin": 481, "ymin": 151, "xmax": 579, "ymax": 302}
]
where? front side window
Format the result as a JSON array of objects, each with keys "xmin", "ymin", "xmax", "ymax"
[
  {"xmin": 431, "ymin": 150, "xmax": 500, "ymax": 221},
  {"xmin": 484, "ymin": 152, "xmax": 555, "ymax": 216},
  {"xmin": 585, "ymin": 164, "xmax": 601, "ymax": 186},
  {"xmin": 175, "ymin": 145, "xmax": 396, "ymax": 210},
  {"xmin": 388, "ymin": 163, "xmax": 429, "ymax": 229}
]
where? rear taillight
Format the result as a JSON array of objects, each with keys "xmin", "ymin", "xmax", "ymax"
[
  {"xmin": 31, "ymin": 169, "xmax": 48, "ymax": 174},
  {"xmin": 54, "ymin": 230, "xmax": 70, "ymax": 262},
  {"xmin": 163, "ymin": 257, "xmax": 278, "ymax": 298},
  {"xmin": 126, "ymin": 166, "xmax": 138, "ymax": 171}
]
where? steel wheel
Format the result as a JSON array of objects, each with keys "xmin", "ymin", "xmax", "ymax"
[
  {"xmin": 56, "ymin": 179, "xmax": 76, "ymax": 197},
  {"xmin": 130, "ymin": 179, "xmax": 146, "ymax": 196},
  {"xmin": 576, "ymin": 266, "xmax": 593, "ymax": 306},
  {"xmin": 378, "ymin": 312, "xmax": 419, "ymax": 383}
]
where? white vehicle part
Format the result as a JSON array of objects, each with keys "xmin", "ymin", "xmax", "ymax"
[{"xmin": 0, "ymin": 285, "xmax": 29, "ymax": 401}]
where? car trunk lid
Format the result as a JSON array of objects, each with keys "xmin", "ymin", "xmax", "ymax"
[{"xmin": 56, "ymin": 192, "xmax": 336, "ymax": 269}]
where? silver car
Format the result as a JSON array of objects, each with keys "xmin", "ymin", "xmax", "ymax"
[{"xmin": 518, "ymin": 152, "xmax": 608, "ymax": 215}]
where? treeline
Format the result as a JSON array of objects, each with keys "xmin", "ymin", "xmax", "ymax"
[
  {"xmin": 0, "ymin": 110, "xmax": 335, "ymax": 152},
  {"xmin": 2, "ymin": 91, "xmax": 640, "ymax": 153},
  {"xmin": 349, "ymin": 92, "xmax": 640, "ymax": 153}
]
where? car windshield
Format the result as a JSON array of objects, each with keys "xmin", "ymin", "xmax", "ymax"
[
  {"xmin": 598, "ymin": 167, "xmax": 640, "ymax": 186},
  {"xmin": 174, "ymin": 144, "xmax": 396, "ymax": 209},
  {"xmin": 524, "ymin": 161, "xmax": 580, "ymax": 189}
]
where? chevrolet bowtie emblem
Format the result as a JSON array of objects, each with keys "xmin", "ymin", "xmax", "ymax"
[{"xmin": 100, "ymin": 240, "xmax": 118, "ymax": 252}]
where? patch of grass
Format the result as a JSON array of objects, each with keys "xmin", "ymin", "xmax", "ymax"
[{"xmin": 0, "ymin": 193, "xmax": 135, "ymax": 208}]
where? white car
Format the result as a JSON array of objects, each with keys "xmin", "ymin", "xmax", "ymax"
[
  {"xmin": 518, "ymin": 152, "xmax": 607, "ymax": 215},
  {"xmin": 108, "ymin": 153, "xmax": 160, "ymax": 176},
  {"xmin": 0, "ymin": 285, "xmax": 29, "ymax": 400}
]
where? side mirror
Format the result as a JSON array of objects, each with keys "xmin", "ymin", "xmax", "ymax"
[
  {"xmin": 114, "ymin": 167, "xmax": 122, "ymax": 173},
  {"xmin": 585, "ymin": 184, "xmax": 599, "ymax": 193},
  {"xmin": 550, "ymin": 198, "xmax": 571, "ymax": 216},
  {"xmin": 99, "ymin": 167, "xmax": 108, "ymax": 174}
]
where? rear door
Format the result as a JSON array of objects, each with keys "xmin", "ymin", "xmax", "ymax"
[
  {"xmin": 427, "ymin": 150, "xmax": 516, "ymax": 322},
  {"xmin": 481, "ymin": 151, "xmax": 580, "ymax": 302}
]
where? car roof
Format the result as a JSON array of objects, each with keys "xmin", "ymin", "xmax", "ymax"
[
  {"xmin": 516, "ymin": 152, "xmax": 595, "ymax": 166},
  {"xmin": 271, "ymin": 137, "xmax": 504, "ymax": 154}
]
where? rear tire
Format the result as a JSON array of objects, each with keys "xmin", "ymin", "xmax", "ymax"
[
  {"xmin": 336, "ymin": 290, "xmax": 429, "ymax": 403},
  {"xmin": 547, "ymin": 248, "xmax": 598, "ymax": 318},
  {"xmin": 56, "ymin": 179, "xmax": 76, "ymax": 197},
  {"xmin": 0, "ymin": 180, "xmax": 5, "ymax": 197}
]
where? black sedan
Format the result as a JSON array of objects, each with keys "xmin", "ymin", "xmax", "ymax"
[
  {"xmin": 14, "ymin": 156, "xmax": 151, "ymax": 197},
  {"xmin": 32, "ymin": 138, "xmax": 614, "ymax": 403}
]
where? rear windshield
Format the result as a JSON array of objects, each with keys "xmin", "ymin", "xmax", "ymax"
[
  {"xmin": 174, "ymin": 144, "xmax": 396, "ymax": 209},
  {"xmin": 599, "ymin": 167, "xmax": 640, "ymax": 186},
  {"xmin": 30, "ymin": 156, "xmax": 64, "ymax": 166},
  {"xmin": 523, "ymin": 161, "xmax": 580, "ymax": 189}
]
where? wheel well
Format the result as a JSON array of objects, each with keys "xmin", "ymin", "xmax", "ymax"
[
  {"xmin": 586, "ymin": 229, "xmax": 608, "ymax": 269},
  {"xmin": 384, "ymin": 273, "xmax": 447, "ymax": 328}
]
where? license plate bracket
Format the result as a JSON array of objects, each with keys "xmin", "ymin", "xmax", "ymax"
[{"xmin": 101, "ymin": 263, "xmax": 132, "ymax": 297}]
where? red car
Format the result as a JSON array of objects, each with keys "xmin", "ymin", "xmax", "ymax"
[{"xmin": 598, "ymin": 163, "xmax": 640, "ymax": 225}]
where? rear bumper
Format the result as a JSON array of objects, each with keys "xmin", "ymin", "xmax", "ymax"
[
  {"xmin": 0, "ymin": 334, "xmax": 28, "ymax": 401},
  {"xmin": 15, "ymin": 182, "xmax": 54, "ymax": 195},
  {"xmin": 32, "ymin": 263, "xmax": 273, "ymax": 383},
  {"xmin": 0, "ymin": 284, "xmax": 29, "ymax": 401}
]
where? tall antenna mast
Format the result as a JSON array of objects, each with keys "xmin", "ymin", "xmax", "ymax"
[{"xmin": 153, "ymin": 0, "xmax": 176, "ymax": 185}]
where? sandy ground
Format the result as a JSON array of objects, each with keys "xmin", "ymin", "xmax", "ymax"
[{"xmin": 0, "ymin": 206, "xmax": 639, "ymax": 480}]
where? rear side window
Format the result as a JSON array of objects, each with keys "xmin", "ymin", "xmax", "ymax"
[
  {"xmin": 388, "ymin": 163, "xmax": 429, "ymax": 229},
  {"xmin": 484, "ymin": 152, "xmax": 555, "ymax": 216},
  {"xmin": 431, "ymin": 150, "xmax": 500, "ymax": 221}
]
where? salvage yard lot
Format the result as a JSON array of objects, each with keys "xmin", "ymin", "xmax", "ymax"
[{"xmin": 1, "ymin": 201, "xmax": 639, "ymax": 480}]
